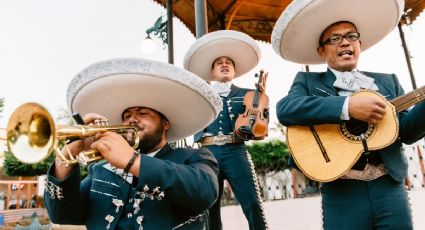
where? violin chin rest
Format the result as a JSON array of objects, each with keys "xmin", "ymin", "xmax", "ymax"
[{"xmin": 238, "ymin": 126, "xmax": 253, "ymax": 134}]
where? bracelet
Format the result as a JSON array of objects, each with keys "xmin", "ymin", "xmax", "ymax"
[{"xmin": 123, "ymin": 151, "xmax": 139, "ymax": 178}]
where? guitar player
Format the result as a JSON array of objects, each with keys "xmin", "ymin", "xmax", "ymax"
[{"xmin": 273, "ymin": 0, "xmax": 425, "ymax": 229}]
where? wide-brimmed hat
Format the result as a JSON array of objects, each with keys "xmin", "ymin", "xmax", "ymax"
[
  {"xmin": 67, "ymin": 58, "xmax": 222, "ymax": 142},
  {"xmin": 183, "ymin": 30, "xmax": 261, "ymax": 81},
  {"xmin": 271, "ymin": 0, "xmax": 404, "ymax": 64}
]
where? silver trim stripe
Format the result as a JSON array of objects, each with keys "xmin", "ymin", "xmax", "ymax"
[
  {"xmin": 90, "ymin": 189, "xmax": 117, "ymax": 198},
  {"xmin": 94, "ymin": 179, "xmax": 120, "ymax": 187},
  {"xmin": 247, "ymin": 152, "xmax": 269, "ymax": 229}
]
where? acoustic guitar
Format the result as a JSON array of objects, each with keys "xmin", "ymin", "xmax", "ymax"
[{"xmin": 287, "ymin": 86, "xmax": 425, "ymax": 182}]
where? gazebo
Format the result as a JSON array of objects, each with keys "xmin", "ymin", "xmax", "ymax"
[{"xmin": 151, "ymin": 0, "xmax": 425, "ymax": 43}]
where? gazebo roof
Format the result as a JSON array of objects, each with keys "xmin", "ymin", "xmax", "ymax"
[
  {"xmin": 403, "ymin": 0, "xmax": 425, "ymax": 24},
  {"xmin": 152, "ymin": 0, "xmax": 425, "ymax": 42}
]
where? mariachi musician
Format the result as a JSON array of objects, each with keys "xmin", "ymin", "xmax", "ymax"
[
  {"xmin": 43, "ymin": 58, "xmax": 222, "ymax": 230},
  {"xmin": 273, "ymin": 0, "xmax": 425, "ymax": 229},
  {"xmin": 183, "ymin": 30, "xmax": 269, "ymax": 230}
]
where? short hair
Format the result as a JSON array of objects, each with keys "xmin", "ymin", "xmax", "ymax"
[
  {"xmin": 122, "ymin": 107, "xmax": 168, "ymax": 123},
  {"xmin": 318, "ymin": 21, "xmax": 358, "ymax": 47},
  {"xmin": 211, "ymin": 57, "xmax": 235, "ymax": 69}
]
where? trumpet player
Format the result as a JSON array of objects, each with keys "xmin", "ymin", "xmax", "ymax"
[{"xmin": 44, "ymin": 58, "xmax": 222, "ymax": 230}]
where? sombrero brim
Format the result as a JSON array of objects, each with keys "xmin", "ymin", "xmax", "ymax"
[
  {"xmin": 67, "ymin": 58, "xmax": 222, "ymax": 142},
  {"xmin": 184, "ymin": 30, "xmax": 261, "ymax": 81},
  {"xmin": 272, "ymin": 0, "xmax": 404, "ymax": 64}
]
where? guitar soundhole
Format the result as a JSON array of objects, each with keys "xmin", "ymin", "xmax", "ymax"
[{"xmin": 339, "ymin": 119, "xmax": 376, "ymax": 141}]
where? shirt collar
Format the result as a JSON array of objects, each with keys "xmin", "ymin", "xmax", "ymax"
[
  {"xmin": 147, "ymin": 147, "xmax": 162, "ymax": 157},
  {"xmin": 328, "ymin": 67, "xmax": 358, "ymax": 77},
  {"xmin": 212, "ymin": 81, "xmax": 232, "ymax": 87}
]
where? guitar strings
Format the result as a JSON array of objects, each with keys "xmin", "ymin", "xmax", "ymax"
[
  {"xmin": 392, "ymin": 86, "xmax": 425, "ymax": 112},
  {"xmin": 343, "ymin": 87, "xmax": 425, "ymax": 137}
]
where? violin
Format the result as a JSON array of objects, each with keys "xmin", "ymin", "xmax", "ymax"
[{"xmin": 235, "ymin": 70, "xmax": 269, "ymax": 140}]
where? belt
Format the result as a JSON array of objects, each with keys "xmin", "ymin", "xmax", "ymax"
[
  {"xmin": 352, "ymin": 152, "xmax": 383, "ymax": 171},
  {"xmin": 199, "ymin": 134, "xmax": 244, "ymax": 146}
]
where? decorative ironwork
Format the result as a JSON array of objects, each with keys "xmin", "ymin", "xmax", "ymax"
[{"xmin": 145, "ymin": 16, "xmax": 168, "ymax": 46}]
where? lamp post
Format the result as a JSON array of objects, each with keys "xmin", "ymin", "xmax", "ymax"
[
  {"xmin": 142, "ymin": 0, "xmax": 174, "ymax": 64},
  {"xmin": 398, "ymin": 10, "xmax": 417, "ymax": 89},
  {"xmin": 194, "ymin": 0, "xmax": 208, "ymax": 38},
  {"xmin": 142, "ymin": 2, "xmax": 193, "ymax": 148},
  {"xmin": 166, "ymin": 0, "xmax": 174, "ymax": 64},
  {"xmin": 141, "ymin": 16, "xmax": 167, "ymax": 55},
  {"xmin": 140, "ymin": 35, "xmax": 157, "ymax": 55}
]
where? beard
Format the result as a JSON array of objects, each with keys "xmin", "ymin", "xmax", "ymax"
[{"xmin": 137, "ymin": 122, "xmax": 165, "ymax": 153}]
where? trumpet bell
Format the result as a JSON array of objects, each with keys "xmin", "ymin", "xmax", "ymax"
[
  {"xmin": 7, "ymin": 103, "xmax": 56, "ymax": 164},
  {"xmin": 7, "ymin": 102, "xmax": 140, "ymax": 166}
]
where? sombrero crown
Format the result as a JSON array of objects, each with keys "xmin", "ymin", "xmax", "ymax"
[
  {"xmin": 67, "ymin": 58, "xmax": 222, "ymax": 142},
  {"xmin": 184, "ymin": 30, "xmax": 261, "ymax": 81},
  {"xmin": 272, "ymin": 0, "xmax": 404, "ymax": 64}
]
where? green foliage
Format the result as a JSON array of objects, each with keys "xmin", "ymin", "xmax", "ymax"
[
  {"xmin": 2, "ymin": 149, "xmax": 55, "ymax": 176},
  {"xmin": 248, "ymin": 139, "xmax": 290, "ymax": 174},
  {"xmin": 80, "ymin": 164, "xmax": 88, "ymax": 179},
  {"xmin": 2, "ymin": 148, "xmax": 90, "ymax": 179},
  {"xmin": 0, "ymin": 97, "xmax": 4, "ymax": 115}
]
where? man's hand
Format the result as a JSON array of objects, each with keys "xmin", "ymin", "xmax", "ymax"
[
  {"xmin": 91, "ymin": 131, "xmax": 134, "ymax": 169},
  {"xmin": 54, "ymin": 113, "xmax": 107, "ymax": 179},
  {"xmin": 61, "ymin": 113, "xmax": 108, "ymax": 157},
  {"xmin": 348, "ymin": 96, "xmax": 387, "ymax": 124}
]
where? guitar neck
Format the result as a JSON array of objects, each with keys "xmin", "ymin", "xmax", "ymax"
[{"xmin": 391, "ymin": 85, "xmax": 425, "ymax": 112}]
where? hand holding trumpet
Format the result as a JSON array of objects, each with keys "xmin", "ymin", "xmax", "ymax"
[
  {"xmin": 7, "ymin": 103, "xmax": 140, "ymax": 180},
  {"xmin": 56, "ymin": 113, "xmax": 138, "ymax": 179},
  {"xmin": 62, "ymin": 113, "xmax": 107, "ymax": 157}
]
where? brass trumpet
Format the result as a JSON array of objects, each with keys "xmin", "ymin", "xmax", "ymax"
[{"xmin": 7, "ymin": 102, "xmax": 139, "ymax": 166}]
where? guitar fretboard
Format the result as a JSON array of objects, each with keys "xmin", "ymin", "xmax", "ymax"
[{"xmin": 391, "ymin": 85, "xmax": 425, "ymax": 112}]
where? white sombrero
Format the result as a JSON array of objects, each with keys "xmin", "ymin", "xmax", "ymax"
[
  {"xmin": 183, "ymin": 30, "xmax": 261, "ymax": 81},
  {"xmin": 67, "ymin": 58, "xmax": 222, "ymax": 142},
  {"xmin": 271, "ymin": 0, "xmax": 404, "ymax": 64}
]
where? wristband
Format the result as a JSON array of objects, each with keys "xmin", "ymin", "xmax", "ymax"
[{"xmin": 123, "ymin": 151, "xmax": 139, "ymax": 178}]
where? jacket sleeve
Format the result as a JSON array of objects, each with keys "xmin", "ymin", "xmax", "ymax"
[
  {"xmin": 393, "ymin": 74, "xmax": 425, "ymax": 144},
  {"xmin": 276, "ymin": 72, "xmax": 346, "ymax": 126},
  {"xmin": 137, "ymin": 148, "xmax": 219, "ymax": 213},
  {"xmin": 44, "ymin": 163, "xmax": 91, "ymax": 225}
]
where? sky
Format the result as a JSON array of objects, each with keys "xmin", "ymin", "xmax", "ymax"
[{"xmin": 0, "ymin": 0, "xmax": 425, "ymax": 141}]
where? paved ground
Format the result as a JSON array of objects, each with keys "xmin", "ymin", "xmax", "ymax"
[
  {"xmin": 222, "ymin": 189, "xmax": 425, "ymax": 229},
  {"xmin": 28, "ymin": 189, "xmax": 425, "ymax": 229}
]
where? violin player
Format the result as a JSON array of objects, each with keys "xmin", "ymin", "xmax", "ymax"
[{"xmin": 183, "ymin": 30, "xmax": 269, "ymax": 230}]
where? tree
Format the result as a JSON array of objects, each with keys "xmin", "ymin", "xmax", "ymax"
[
  {"xmin": 3, "ymin": 148, "xmax": 89, "ymax": 178},
  {"xmin": 248, "ymin": 139, "xmax": 290, "ymax": 174},
  {"xmin": 2, "ymin": 149, "xmax": 55, "ymax": 177},
  {"xmin": 0, "ymin": 97, "xmax": 4, "ymax": 116},
  {"xmin": 248, "ymin": 139, "xmax": 290, "ymax": 200}
]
